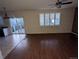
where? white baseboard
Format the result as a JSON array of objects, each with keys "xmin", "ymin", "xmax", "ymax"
[{"xmin": 71, "ymin": 32, "xmax": 78, "ymax": 36}]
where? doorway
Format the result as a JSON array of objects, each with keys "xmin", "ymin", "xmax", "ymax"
[{"xmin": 9, "ymin": 17, "xmax": 25, "ymax": 34}]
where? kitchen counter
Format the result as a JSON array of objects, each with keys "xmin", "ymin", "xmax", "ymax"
[
  {"xmin": 0, "ymin": 26, "xmax": 8, "ymax": 37},
  {"xmin": 0, "ymin": 50, "xmax": 3, "ymax": 59},
  {"xmin": 0, "ymin": 26, "xmax": 8, "ymax": 29}
]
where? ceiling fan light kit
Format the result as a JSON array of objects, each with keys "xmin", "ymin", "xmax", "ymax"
[{"xmin": 3, "ymin": 7, "xmax": 9, "ymax": 19}]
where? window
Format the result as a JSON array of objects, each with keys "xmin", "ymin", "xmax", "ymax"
[
  {"xmin": 40, "ymin": 13, "xmax": 60, "ymax": 26},
  {"xmin": 0, "ymin": 17, "xmax": 4, "ymax": 25}
]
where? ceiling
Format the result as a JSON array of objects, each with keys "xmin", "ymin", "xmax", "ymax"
[{"xmin": 0, "ymin": 0, "xmax": 78, "ymax": 11}]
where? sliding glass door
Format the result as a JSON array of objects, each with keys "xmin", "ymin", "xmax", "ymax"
[{"xmin": 9, "ymin": 17, "xmax": 25, "ymax": 34}]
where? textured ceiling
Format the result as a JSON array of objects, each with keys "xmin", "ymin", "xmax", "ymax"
[{"xmin": 0, "ymin": 0, "xmax": 78, "ymax": 11}]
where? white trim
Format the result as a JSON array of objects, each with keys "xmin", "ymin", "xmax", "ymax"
[
  {"xmin": 26, "ymin": 32, "xmax": 72, "ymax": 34},
  {"xmin": 71, "ymin": 32, "xmax": 78, "ymax": 36}
]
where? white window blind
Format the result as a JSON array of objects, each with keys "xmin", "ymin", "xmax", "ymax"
[
  {"xmin": 40, "ymin": 13, "xmax": 44, "ymax": 26},
  {"xmin": 40, "ymin": 13, "xmax": 61, "ymax": 26}
]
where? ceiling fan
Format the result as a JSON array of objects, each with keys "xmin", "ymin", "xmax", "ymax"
[{"xmin": 48, "ymin": 0, "xmax": 72, "ymax": 8}]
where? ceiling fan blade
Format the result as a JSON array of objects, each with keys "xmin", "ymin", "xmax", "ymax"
[
  {"xmin": 48, "ymin": 3, "xmax": 57, "ymax": 8},
  {"xmin": 61, "ymin": 0, "xmax": 68, "ymax": 2},
  {"xmin": 48, "ymin": 3, "xmax": 56, "ymax": 6},
  {"xmin": 62, "ymin": 2, "xmax": 72, "ymax": 5}
]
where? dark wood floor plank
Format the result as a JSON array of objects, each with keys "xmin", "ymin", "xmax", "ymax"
[{"xmin": 5, "ymin": 34, "xmax": 78, "ymax": 59}]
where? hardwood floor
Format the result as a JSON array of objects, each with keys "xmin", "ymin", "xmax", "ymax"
[
  {"xmin": 5, "ymin": 34, "xmax": 78, "ymax": 59},
  {"xmin": 0, "ymin": 34, "xmax": 26, "ymax": 58}
]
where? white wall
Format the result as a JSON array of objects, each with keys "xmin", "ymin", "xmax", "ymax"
[{"xmin": 8, "ymin": 7, "xmax": 75, "ymax": 34}]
